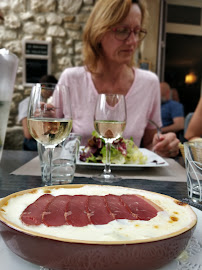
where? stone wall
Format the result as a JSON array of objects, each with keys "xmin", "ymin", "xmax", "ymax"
[
  {"xmin": 0, "ymin": 0, "xmax": 159, "ymax": 150},
  {"xmin": 0, "ymin": 0, "xmax": 95, "ymax": 150}
]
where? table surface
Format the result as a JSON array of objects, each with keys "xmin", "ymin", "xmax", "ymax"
[{"xmin": 0, "ymin": 150, "xmax": 201, "ymax": 210}]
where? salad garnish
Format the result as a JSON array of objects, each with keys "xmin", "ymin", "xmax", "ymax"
[{"xmin": 80, "ymin": 131, "xmax": 147, "ymax": 165}]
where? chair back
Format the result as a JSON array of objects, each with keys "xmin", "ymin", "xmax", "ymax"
[{"xmin": 184, "ymin": 112, "xmax": 194, "ymax": 135}]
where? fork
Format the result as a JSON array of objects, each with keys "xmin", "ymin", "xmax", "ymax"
[{"xmin": 148, "ymin": 119, "xmax": 162, "ymax": 140}]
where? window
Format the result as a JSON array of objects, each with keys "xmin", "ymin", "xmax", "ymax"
[
  {"xmin": 167, "ymin": 4, "xmax": 201, "ymax": 25},
  {"xmin": 22, "ymin": 40, "xmax": 52, "ymax": 86}
]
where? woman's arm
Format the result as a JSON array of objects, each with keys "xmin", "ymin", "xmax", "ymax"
[
  {"xmin": 142, "ymin": 128, "xmax": 156, "ymax": 150},
  {"xmin": 185, "ymin": 97, "xmax": 202, "ymax": 140}
]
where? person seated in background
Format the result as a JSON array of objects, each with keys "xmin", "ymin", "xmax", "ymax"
[
  {"xmin": 57, "ymin": 0, "xmax": 180, "ymax": 158},
  {"xmin": 0, "ymin": 10, "xmax": 4, "ymax": 21},
  {"xmin": 184, "ymin": 96, "xmax": 202, "ymax": 141},
  {"xmin": 160, "ymin": 82, "xmax": 185, "ymax": 140},
  {"xmin": 171, "ymin": 88, "xmax": 180, "ymax": 102},
  {"xmin": 18, "ymin": 74, "xmax": 58, "ymax": 151}
]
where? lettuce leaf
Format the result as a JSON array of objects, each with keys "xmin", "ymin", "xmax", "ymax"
[
  {"xmin": 80, "ymin": 131, "xmax": 147, "ymax": 165},
  {"xmin": 100, "ymin": 145, "xmax": 126, "ymax": 164}
]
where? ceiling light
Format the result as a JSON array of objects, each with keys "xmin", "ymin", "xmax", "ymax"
[{"xmin": 185, "ymin": 72, "xmax": 198, "ymax": 84}]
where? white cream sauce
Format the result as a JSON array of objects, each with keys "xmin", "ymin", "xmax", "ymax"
[{"xmin": 1, "ymin": 185, "xmax": 196, "ymax": 242}]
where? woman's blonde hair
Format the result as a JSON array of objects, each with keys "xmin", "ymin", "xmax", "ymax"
[{"xmin": 83, "ymin": 0, "xmax": 148, "ymax": 73}]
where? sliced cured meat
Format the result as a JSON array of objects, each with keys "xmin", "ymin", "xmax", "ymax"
[
  {"xmin": 106, "ymin": 194, "xmax": 137, "ymax": 220},
  {"xmin": 21, "ymin": 194, "xmax": 54, "ymax": 225},
  {"xmin": 66, "ymin": 195, "xmax": 91, "ymax": 227},
  {"xmin": 43, "ymin": 195, "xmax": 71, "ymax": 226},
  {"xmin": 121, "ymin": 194, "xmax": 159, "ymax": 220},
  {"xmin": 21, "ymin": 194, "xmax": 161, "ymax": 227},
  {"xmin": 137, "ymin": 195, "xmax": 163, "ymax": 212},
  {"xmin": 88, "ymin": 195, "xmax": 115, "ymax": 225}
]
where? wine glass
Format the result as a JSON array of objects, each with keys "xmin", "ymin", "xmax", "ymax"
[
  {"xmin": 27, "ymin": 83, "xmax": 72, "ymax": 186},
  {"xmin": 93, "ymin": 93, "xmax": 127, "ymax": 183}
]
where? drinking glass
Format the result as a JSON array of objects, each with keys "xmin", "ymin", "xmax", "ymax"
[
  {"xmin": 27, "ymin": 83, "xmax": 72, "ymax": 186},
  {"xmin": 184, "ymin": 141, "xmax": 202, "ymax": 204},
  {"xmin": 93, "ymin": 94, "xmax": 127, "ymax": 183}
]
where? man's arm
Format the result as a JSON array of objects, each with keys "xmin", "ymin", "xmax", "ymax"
[
  {"xmin": 22, "ymin": 117, "xmax": 33, "ymax": 139},
  {"xmin": 161, "ymin": 117, "xmax": 184, "ymax": 133}
]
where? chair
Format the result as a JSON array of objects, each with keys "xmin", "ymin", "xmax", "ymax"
[{"xmin": 184, "ymin": 112, "xmax": 194, "ymax": 135}]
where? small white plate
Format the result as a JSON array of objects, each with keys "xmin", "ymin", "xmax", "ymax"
[
  {"xmin": 0, "ymin": 207, "xmax": 201, "ymax": 270},
  {"xmin": 77, "ymin": 147, "xmax": 169, "ymax": 169}
]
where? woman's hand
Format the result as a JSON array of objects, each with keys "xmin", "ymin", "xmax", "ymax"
[{"xmin": 152, "ymin": 132, "xmax": 180, "ymax": 157}]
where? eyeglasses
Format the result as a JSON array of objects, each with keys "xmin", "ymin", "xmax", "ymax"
[{"xmin": 111, "ymin": 26, "xmax": 147, "ymax": 42}]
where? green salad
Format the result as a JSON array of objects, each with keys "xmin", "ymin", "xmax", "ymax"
[{"xmin": 80, "ymin": 131, "xmax": 147, "ymax": 165}]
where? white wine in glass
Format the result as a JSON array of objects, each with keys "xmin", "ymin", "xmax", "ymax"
[
  {"xmin": 93, "ymin": 93, "xmax": 127, "ymax": 183},
  {"xmin": 27, "ymin": 83, "xmax": 72, "ymax": 186}
]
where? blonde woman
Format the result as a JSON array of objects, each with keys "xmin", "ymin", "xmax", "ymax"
[{"xmin": 58, "ymin": 0, "xmax": 179, "ymax": 157}]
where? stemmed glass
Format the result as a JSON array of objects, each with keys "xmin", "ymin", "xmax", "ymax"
[
  {"xmin": 27, "ymin": 83, "xmax": 72, "ymax": 186},
  {"xmin": 93, "ymin": 93, "xmax": 127, "ymax": 183}
]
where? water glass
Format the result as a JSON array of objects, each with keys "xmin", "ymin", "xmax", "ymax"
[
  {"xmin": 38, "ymin": 133, "xmax": 81, "ymax": 185},
  {"xmin": 184, "ymin": 141, "xmax": 202, "ymax": 204},
  {"xmin": 37, "ymin": 141, "xmax": 48, "ymax": 184}
]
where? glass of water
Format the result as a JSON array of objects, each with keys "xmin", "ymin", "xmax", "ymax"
[{"xmin": 184, "ymin": 141, "xmax": 202, "ymax": 204}]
